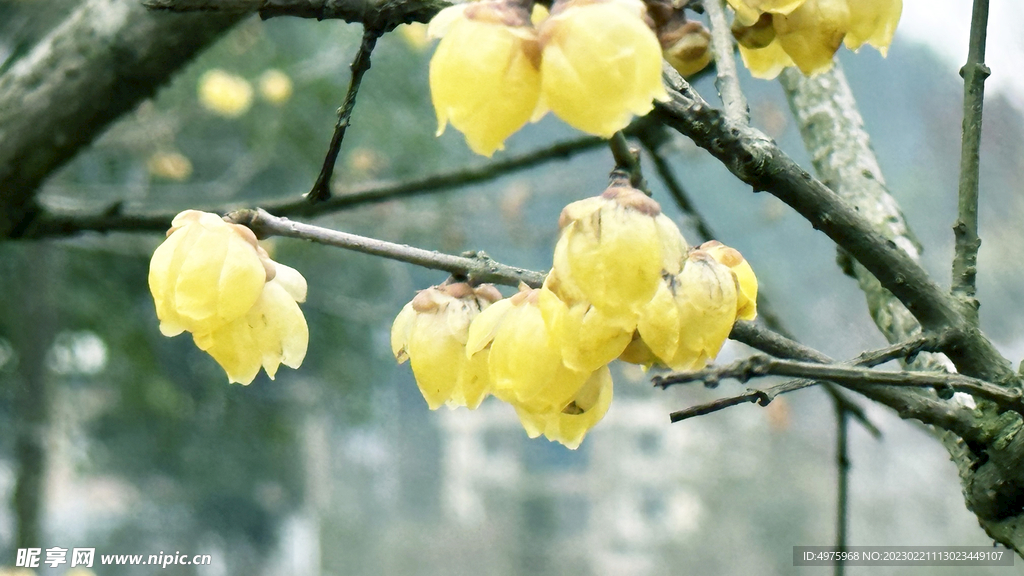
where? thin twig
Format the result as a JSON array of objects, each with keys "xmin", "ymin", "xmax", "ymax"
[
  {"xmin": 608, "ymin": 132, "xmax": 649, "ymax": 194},
  {"xmin": 703, "ymin": 0, "xmax": 748, "ymax": 124},
  {"xmin": 655, "ymin": 354, "xmax": 1023, "ymax": 413},
  {"xmin": 226, "ymin": 208, "xmax": 545, "ymax": 287},
  {"xmin": 144, "ymin": 0, "xmax": 453, "ymax": 27},
  {"xmin": 951, "ymin": 0, "xmax": 991, "ymax": 319},
  {"xmin": 834, "ymin": 400, "xmax": 849, "ymax": 576},
  {"xmin": 21, "ymin": 135, "xmax": 608, "ymax": 237},
  {"xmin": 664, "ymin": 330, "xmax": 938, "ymax": 426},
  {"xmin": 308, "ymin": 27, "xmax": 381, "ymax": 204}
]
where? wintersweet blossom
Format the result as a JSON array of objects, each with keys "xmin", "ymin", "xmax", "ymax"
[{"xmin": 148, "ymin": 210, "xmax": 308, "ymax": 384}]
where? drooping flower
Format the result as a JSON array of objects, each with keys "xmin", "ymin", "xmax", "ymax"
[
  {"xmin": 466, "ymin": 287, "xmax": 590, "ymax": 413},
  {"xmin": 729, "ymin": 0, "xmax": 901, "ymax": 79},
  {"xmin": 513, "ymin": 364, "xmax": 613, "ymax": 449},
  {"xmin": 391, "ymin": 282, "xmax": 501, "ymax": 409},
  {"xmin": 537, "ymin": 0, "xmax": 668, "ymax": 137},
  {"xmin": 428, "ymin": 0, "xmax": 542, "ymax": 156},
  {"xmin": 551, "ymin": 184, "xmax": 687, "ymax": 321},
  {"xmin": 149, "ymin": 210, "xmax": 308, "ymax": 384},
  {"xmin": 632, "ymin": 249, "xmax": 738, "ymax": 371}
]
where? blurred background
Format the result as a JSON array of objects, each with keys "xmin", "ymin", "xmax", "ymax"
[{"xmin": 1, "ymin": 1, "xmax": 1024, "ymax": 574}]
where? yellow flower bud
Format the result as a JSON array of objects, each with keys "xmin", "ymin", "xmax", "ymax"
[
  {"xmin": 197, "ymin": 69, "xmax": 253, "ymax": 118},
  {"xmin": 661, "ymin": 21, "xmax": 713, "ymax": 78},
  {"xmin": 428, "ymin": 1, "xmax": 542, "ymax": 157},
  {"xmin": 513, "ymin": 364, "xmax": 613, "ymax": 449},
  {"xmin": 149, "ymin": 210, "xmax": 309, "ymax": 384},
  {"xmin": 552, "ymin": 185, "xmax": 687, "ymax": 321},
  {"xmin": 634, "ymin": 250, "xmax": 738, "ymax": 371},
  {"xmin": 773, "ymin": 0, "xmax": 850, "ymax": 76},
  {"xmin": 700, "ymin": 240, "xmax": 758, "ymax": 321},
  {"xmin": 391, "ymin": 283, "xmax": 501, "ymax": 409},
  {"xmin": 844, "ymin": 0, "xmax": 901, "ymax": 56},
  {"xmin": 537, "ymin": 0, "xmax": 668, "ymax": 137},
  {"xmin": 466, "ymin": 287, "xmax": 589, "ymax": 413}
]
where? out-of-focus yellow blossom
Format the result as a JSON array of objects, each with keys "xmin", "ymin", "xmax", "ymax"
[
  {"xmin": 397, "ymin": 23, "xmax": 431, "ymax": 51},
  {"xmin": 149, "ymin": 210, "xmax": 308, "ymax": 384},
  {"xmin": 391, "ymin": 282, "xmax": 501, "ymax": 409},
  {"xmin": 701, "ymin": 240, "xmax": 758, "ymax": 321},
  {"xmin": 514, "ymin": 364, "xmax": 613, "ymax": 449},
  {"xmin": 531, "ymin": 3, "xmax": 550, "ymax": 26},
  {"xmin": 428, "ymin": 1, "xmax": 541, "ymax": 156},
  {"xmin": 466, "ymin": 287, "xmax": 589, "ymax": 413},
  {"xmin": 147, "ymin": 151, "xmax": 193, "ymax": 181},
  {"xmin": 844, "ymin": 0, "xmax": 901, "ymax": 56},
  {"xmin": 730, "ymin": 0, "xmax": 901, "ymax": 78},
  {"xmin": 537, "ymin": 0, "xmax": 668, "ymax": 137},
  {"xmin": 258, "ymin": 69, "xmax": 293, "ymax": 105},
  {"xmin": 661, "ymin": 20, "xmax": 713, "ymax": 78},
  {"xmin": 552, "ymin": 184, "xmax": 687, "ymax": 321},
  {"xmin": 633, "ymin": 250, "xmax": 738, "ymax": 371},
  {"xmin": 197, "ymin": 69, "xmax": 253, "ymax": 117}
]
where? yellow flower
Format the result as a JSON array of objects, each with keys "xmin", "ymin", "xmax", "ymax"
[
  {"xmin": 514, "ymin": 364, "xmax": 613, "ymax": 449},
  {"xmin": 551, "ymin": 184, "xmax": 687, "ymax": 321},
  {"xmin": 258, "ymin": 69, "xmax": 293, "ymax": 105},
  {"xmin": 466, "ymin": 287, "xmax": 589, "ymax": 413},
  {"xmin": 701, "ymin": 240, "xmax": 758, "ymax": 321},
  {"xmin": 730, "ymin": 0, "xmax": 899, "ymax": 78},
  {"xmin": 149, "ymin": 210, "xmax": 308, "ymax": 384},
  {"xmin": 633, "ymin": 249, "xmax": 738, "ymax": 371},
  {"xmin": 844, "ymin": 0, "xmax": 901, "ymax": 56},
  {"xmin": 197, "ymin": 69, "xmax": 253, "ymax": 118},
  {"xmin": 428, "ymin": 1, "xmax": 542, "ymax": 156},
  {"xmin": 773, "ymin": 0, "xmax": 850, "ymax": 76},
  {"xmin": 391, "ymin": 282, "xmax": 501, "ymax": 409},
  {"xmin": 537, "ymin": 284, "xmax": 633, "ymax": 372},
  {"xmin": 537, "ymin": 0, "xmax": 668, "ymax": 137},
  {"xmin": 147, "ymin": 151, "xmax": 193, "ymax": 181},
  {"xmin": 738, "ymin": 37, "xmax": 795, "ymax": 80}
]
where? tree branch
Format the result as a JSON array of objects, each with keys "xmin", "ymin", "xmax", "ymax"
[
  {"xmin": 226, "ymin": 208, "xmax": 546, "ymax": 287},
  {"xmin": 951, "ymin": 0, "xmax": 990, "ymax": 317},
  {"xmin": 143, "ymin": 0, "xmax": 452, "ymax": 29},
  {"xmin": 608, "ymin": 131, "xmax": 649, "ymax": 194},
  {"xmin": 0, "ymin": 0, "xmax": 242, "ymax": 238},
  {"xmin": 308, "ymin": 27, "xmax": 381, "ymax": 204},
  {"xmin": 656, "ymin": 355, "xmax": 1023, "ymax": 414},
  {"xmin": 703, "ymin": 0, "xmax": 748, "ymax": 124},
  {"xmin": 19, "ymin": 134, "xmax": 607, "ymax": 238},
  {"xmin": 653, "ymin": 65, "xmax": 1015, "ymax": 386}
]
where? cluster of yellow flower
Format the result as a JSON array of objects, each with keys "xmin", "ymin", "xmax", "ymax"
[
  {"xmin": 149, "ymin": 211, "xmax": 309, "ymax": 384},
  {"xmin": 728, "ymin": 0, "xmax": 902, "ymax": 79},
  {"xmin": 392, "ymin": 183, "xmax": 757, "ymax": 449},
  {"xmin": 428, "ymin": 0, "xmax": 670, "ymax": 156}
]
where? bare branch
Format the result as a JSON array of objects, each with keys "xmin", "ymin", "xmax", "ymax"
[
  {"xmin": 703, "ymin": 0, "xmax": 748, "ymax": 124},
  {"xmin": 226, "ymin": 208, "xmax": 545, "ymax": 287},
  {"xmin": 308, "ymin": 27, "xmax": 381, "ymax": 204},
  {"xmin": 951, "ymin": 0, "xmax": 991, "ymax": 317},
  {"xmin": 654, "ymin": 66, "xmax": 1016, "ymax": 387},
  {"xmin": 657, "ymin": 355, "xmax": 1023, "ymax": 413},
  {"xmin": 20, "ymin": 135, "xmax": 607, "ymax": 238},
  {"xmin": 144, "ymin": 0, "xmax": 452, "ymax": 29},
  {"xmin": 608, "ymin": 132, "xmax": 649, "ymax": 194},
  {"xmin": 0, "ymin": 0, "xmax": 242, "ymax": 238}
]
